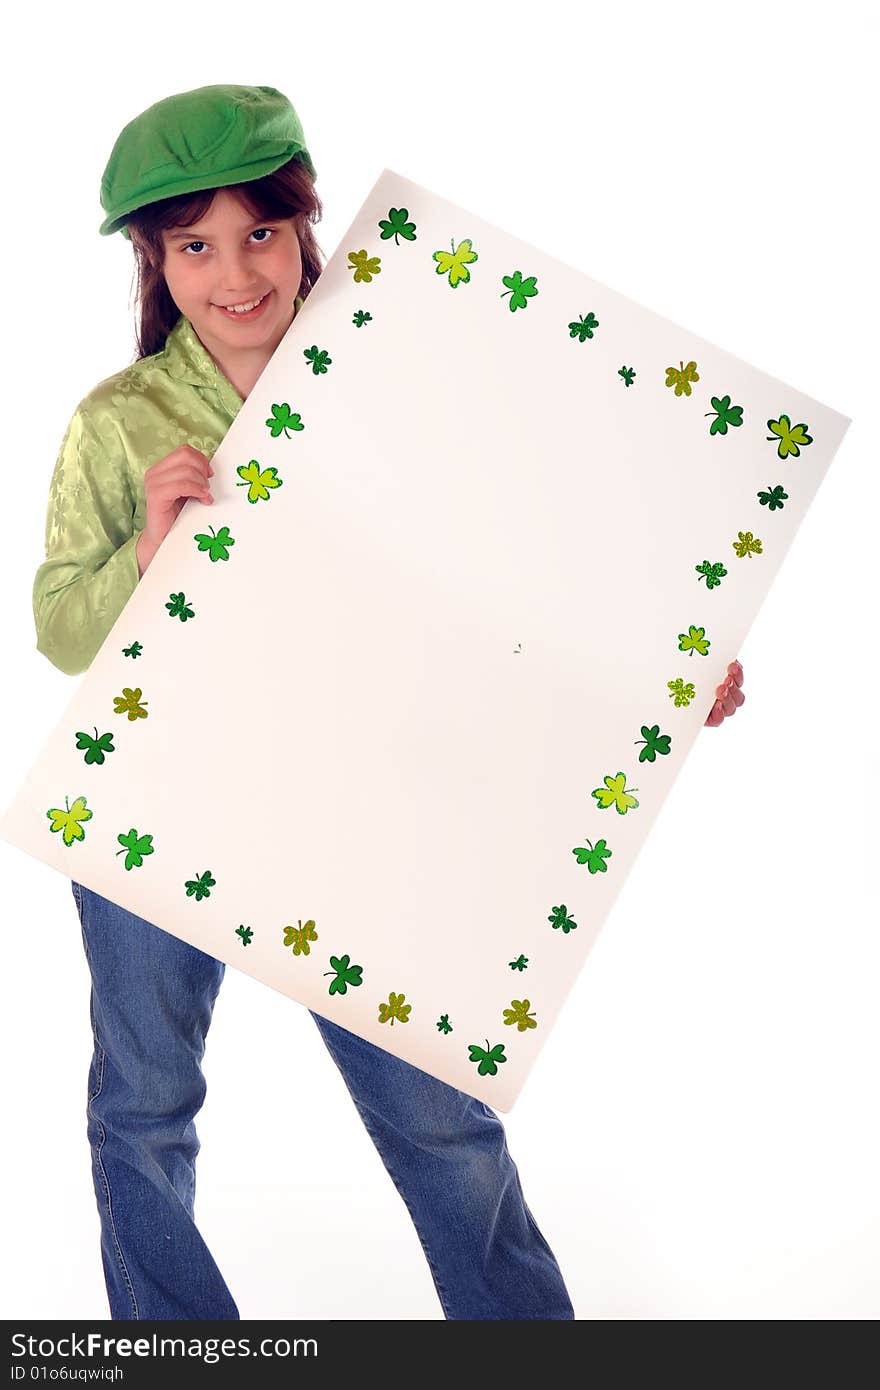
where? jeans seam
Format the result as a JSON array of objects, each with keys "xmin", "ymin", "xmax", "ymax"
[
  {"xmin": 349, "ymin": 1092, "xmax": 455, "ymax": 1318},
  {"xmin": 81, "ymin": 910, "xmax": 140, "ymax": 1319},
  {"xmin": 310, "ymin": 1017, "xmax": 455, "ymax": 1317},
  {"xmin": 504, "ymin": 1131, "xmax": 555, "ymax": 1258},
  {"xmin": 88, "ymin": 1038, "xmax": 139, "ymax": 1318}
]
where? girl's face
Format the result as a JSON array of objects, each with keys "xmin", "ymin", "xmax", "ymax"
[{"xmin": 160, "ymin": 187, "xmax": 303, "ymax": 372}]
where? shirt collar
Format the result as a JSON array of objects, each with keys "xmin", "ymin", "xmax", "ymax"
[{"xmin": 162, "ymin": 293, "xmax": 305, "ymax": 403}]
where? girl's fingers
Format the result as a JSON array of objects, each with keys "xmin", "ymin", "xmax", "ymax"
[
  {"xmin": 719, "ymin": 684, "xmax": 745, "ymax": 716},
  {"xmin": 160, "ymin": 488, "xmax": 212, "ymax": 505},
  {"xmin": 152, "ymin": 464, "xmax": 204, "ymax": 483},
  {"xmin": 161, "ymin": 460, "xmax": 212, "ymax": 483},
  {"xmin": 156, "ymin": 467, "xmax": 213, "ymax": 496},
  {"xmin": 715, "ymin": 675, "xmax": 745, "ymax": 701},
  {"xmin": 706, "ymin": 663, "xmax": 745, "ymax": 724},
  {"xmin": 719, "ymin": 678, "xmax": 745, "ymax": 705}
]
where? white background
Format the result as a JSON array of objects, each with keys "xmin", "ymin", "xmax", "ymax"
[{"xmin": 0, "ymin": 0, "xmax": 875, "ymax": 1321}]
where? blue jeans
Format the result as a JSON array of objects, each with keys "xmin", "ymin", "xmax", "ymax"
[{"xmin": 70, "ymin": 880, "xmax": 575, "ymax": 1320}]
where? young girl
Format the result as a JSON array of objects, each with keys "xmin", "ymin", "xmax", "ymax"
[{"xmin": 33, "ymin": 84, "xmax": 744, "ymax": 1322}]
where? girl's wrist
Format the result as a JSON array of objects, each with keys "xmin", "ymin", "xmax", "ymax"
[{"xmin": 135, "ymin": 531, "xmax": 156, "ymax": 578}]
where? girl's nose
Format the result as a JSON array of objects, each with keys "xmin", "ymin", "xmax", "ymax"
[{"xmin": 217, "ymin": 250, "xmax": 259, "ymax": 287}]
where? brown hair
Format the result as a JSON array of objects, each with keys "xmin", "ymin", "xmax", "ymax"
[{"xmin": 124, "ymin": 155, "xmax": 324, "ymax": 361}]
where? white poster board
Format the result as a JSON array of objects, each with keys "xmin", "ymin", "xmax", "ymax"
[{"xmin": 0, "ymin": 168, "xmax": 851, "ymax": 1110}]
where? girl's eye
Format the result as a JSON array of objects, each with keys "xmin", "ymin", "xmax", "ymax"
[{"xmin": 182, "ymin": 228, "xmax": 275, "ymax": 255}]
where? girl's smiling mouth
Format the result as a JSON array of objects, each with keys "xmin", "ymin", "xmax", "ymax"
[{"xmin": 214, "ymin": 290, "xmax": 272, "ymax": 319}]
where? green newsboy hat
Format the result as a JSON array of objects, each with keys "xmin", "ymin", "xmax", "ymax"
[{"xmin": 99, "ymin": 83, "xmax": 316, "ymax": 239}]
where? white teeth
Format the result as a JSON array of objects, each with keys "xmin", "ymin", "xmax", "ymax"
[{"xmin": 220, "ymin": 294, "xmax": 266, "ymax": 314}]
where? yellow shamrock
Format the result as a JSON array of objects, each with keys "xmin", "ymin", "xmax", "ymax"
[
  {"xmin": 665, "ymin": 360, "xmax": 700, "ymax": 397},
  {"xmin": 347, "ymin": 249, "xmax": 382, "ymax": 283},
  {"xmin": 732, "ymin": 531, "xmax": 763, "ymax": 558},
  {"xmin": 113, "ymin": 687, "xmax": 148, "ymax": 720},
  {"xmin": 503, "ymin": 999, "xmax": 537, "ymax": 1032},
  {"xmin": 432, "ymin": 237, "xmax": 479, "ymax": 288},
  {"xmin": 236, "ymin": 460, "xmax": 284, "ymax": 503},
  {"xmin": 282, "ymin": 920, "xmax": 318, "ymax": 956},
  {"xmin": 591, "ymin": 772, "xmax": 639, "ymax": 814},
  {"xmin": 378, "ymin": 992, "xmax": 412, "ymax": 1025},
  {"xmin": 46, "ymin": 794, "xmax": 93, "ymax": 847}
]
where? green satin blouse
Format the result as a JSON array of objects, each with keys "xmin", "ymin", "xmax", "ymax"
[{"xmin": 33, "ymin": 295, "xmax": 304, "ymax": 675}]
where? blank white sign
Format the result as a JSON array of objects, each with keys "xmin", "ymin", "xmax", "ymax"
[{"xmin": 0, "ymin": 167, "xmax": 851, "ymax": 1110}]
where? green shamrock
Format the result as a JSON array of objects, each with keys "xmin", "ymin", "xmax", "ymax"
[
  {"xmin": 500, "ymin": 270, "xmax": 538, "ymax": 311},
  {"xmin": 352, "ymin": 309, "xmax": 372, "ymax": 327},
  {"xmin": 115, "ymin": 829, "xmax": 154, "ymax": 870},
  {"xmin": 122, "ymin": 641, "xmax": 143, "ymax": 659},
  {"xmin": 758, "ymin": 484, "xmax": 789, "ymax": 510},
  {"xmin": 634, "ymin": 724, "xmax": 672, "ymax": 763},
  {"xmin": 767, "ymin": 414, "xmax": 813, "ymax": 459},
  {"xmin": 166, "ymin": 592, "xmax": 195, "ymax": 621},
  {"xmin": 75, "ymin": 728, "xmax": 115, "ymax": 766},
  {"xmin": 468, "ymin": 1041, "xmax": 507, "ymax": 1077},
  {"xmin": 437, "ymin": 1014, "xmax": 453, "ymax": 1034},
  {"xmin": 265, "ymin": 404, "xmax": 304, "ymax": 439},
  {"xmin": 194, "ymin": 525, "xmax": 235, "ymax": 561},
  {"xmin": 678, "ymin": 624, "xmax": 710, "ymax": 656},
  {"xmin": 236, "ymin": 460, "xmax": 284, "ymax": 502},
  {"xmin": 568, "ymin": 311, "xmax": 599, "ymax": 341},
  {"xmin": 236, "ymin": 925, "xmax": 254, "ymax": 946},
  {"xmin": 548, "ymin": 904, "xmax": 578, "ymax": 934},
  {"xmin": 185, "ymin": 870, "xmax": 215, "ymax": 901},
  {"xmin": 572, "ymin": 838, "xmax": 612, "ymax": 873},
  {"xmin": 509, "ymin": 954, "xmax": 529, "ymax": 971},
  {"xmin": 619, "ymin": 366, "xmax": 636, "ymax": 386},
  {"xmin": 324, "ymin": 954, "xmax": 363, "ymax": 996},
  {"xmin": 705, "ymin": 394, "xmax": 744, "ymax": 435},
  {"xmin": 378, "ymin": 206, "xmax": 417, "ymax": 244},
  {"xmin": 695, "ymin": 560, "xmax": 728, "ymax": 590},
  {"xmin": 303, "ymin": 346, "xmax": 332, "ymax": 375}
]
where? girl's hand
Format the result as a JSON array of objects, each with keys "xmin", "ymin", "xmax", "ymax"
[
  {"xmin": 705, "ymin": 660, "xmax": 745, "ymax": 726},
  {"xmin": 137, "ymin": 445, "xmax": 215, "ymax": 575}
]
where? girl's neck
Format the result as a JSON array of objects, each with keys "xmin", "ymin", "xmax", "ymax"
[{"xmin": 194, "ymin": 304, "xmax": 297, "ymax": 402}]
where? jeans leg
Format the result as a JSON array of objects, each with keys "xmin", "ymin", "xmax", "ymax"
[
  {"xmin": 309, "ymin": 1009, "xmax": 575, "ymax": 1319},
  {"xmin": 71, "ymin": 879, "xmax": 239, "ymax": 1320}
]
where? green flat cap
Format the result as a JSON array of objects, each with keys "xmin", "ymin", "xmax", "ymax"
[{"xmin": 99, "ymin": 83, "xmax": 316, "ymax": 239}]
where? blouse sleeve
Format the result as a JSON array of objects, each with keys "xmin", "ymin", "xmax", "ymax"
[{"xmin": 32, "ymin": 403, "xmax": 142, "ymax": 676}]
